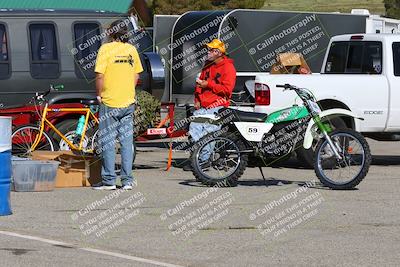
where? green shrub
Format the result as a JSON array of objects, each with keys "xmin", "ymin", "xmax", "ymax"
[{"xmin": 134, "ymin": 89, "xmax": 161, "ymax": 135}]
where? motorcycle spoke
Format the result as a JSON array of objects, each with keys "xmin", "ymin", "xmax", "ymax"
[
  {"xmin": 196, "ymin": 137, "xmax": 241, "ymax": 181},
  {"xmin": 225, "ymin": 157, "xmax": 238, "ymax": 166},
  {"xmin": 318, "ymin": 132, "xmax": 366, "ymax": 186}
]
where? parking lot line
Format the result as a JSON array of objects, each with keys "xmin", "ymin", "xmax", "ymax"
[{"xmin": 0, "ymin": 230, "xmax": 185, "ymax": 267}]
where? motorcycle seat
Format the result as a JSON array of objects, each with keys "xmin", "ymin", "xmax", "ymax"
[{"xmin": 218, "ymin": 108, "xmax": 268, "ymax": 123}]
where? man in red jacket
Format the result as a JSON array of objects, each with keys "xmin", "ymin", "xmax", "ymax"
[
  {"xmin": 194, "ymin": 39, "xmax": 236, "ymax": 110},
  {"xmin": 184, "ymin": 39, "xmax": 236, "ymax": 171}
]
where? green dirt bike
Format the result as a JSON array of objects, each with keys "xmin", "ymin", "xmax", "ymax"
[{"xmin": 190, "ymin": 83, "xmax": 372, "ymax": 189}]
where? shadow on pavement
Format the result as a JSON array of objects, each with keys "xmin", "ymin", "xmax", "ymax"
[
  {"xmin": 0, "ymin": 248, "xmax": 36, "ymax": 256},
  {"xmin": 371, "ymin": 155, "xmax": 400, "ymax": 166},
  {"xmin": 134, "ymin": 164, "xmax": 159, "ymax": 170},
  {"xmin": 172, "ymin": 158, "xmax": 191, "ymax": 168},
  {"xmin": 178, "ymin": 178, "xmax": 334, "ymax": 190},
  {"xmin": 171, "ymin": 154, "xmax": 400, "ymax": 171}
]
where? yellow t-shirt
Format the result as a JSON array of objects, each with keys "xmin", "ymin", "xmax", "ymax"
[{"xmin": 94, "ymin": 42, "xmax": 143, "ymax": 108}]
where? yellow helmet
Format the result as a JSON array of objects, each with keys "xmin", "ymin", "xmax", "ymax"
[{"xmin": 206, "ymin": 39, "xmax": 226, "ymax": 54}]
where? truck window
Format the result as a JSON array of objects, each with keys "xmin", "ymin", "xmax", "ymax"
[
  {"xmin": 325, "ymin": 42, "xmax": 347, "ymax": 73},
  {"xmin": 29, "ymin": 23, "xmax": 60, "ymax": 79},
  {"xmin": 393, "ymin": 43, "xmax": 400, "ymax": 76},
  {"xmin": 0, "ymin": 23, "xmax": 10, "ymax": 79},
  {"xmin": 325, "ymin": 41, "xmax": 382, "ymax": 74},
  {"xmin": 346, "ymin": 43, "xmax": 364, "ymax": 73},
  {"xmin": 362, "ymin": 42, "xmax": 382, "ymax": 74},
  {"xmin": 73, "ymin": 22, "xmax": 101, "ymax": 79}
]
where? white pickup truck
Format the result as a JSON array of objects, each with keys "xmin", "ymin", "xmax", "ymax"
[{"xmin": 251, "ymin": 33, "xmax": 400, "ymax": 165}]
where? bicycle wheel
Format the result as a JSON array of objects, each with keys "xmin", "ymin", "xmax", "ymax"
[
  {"xmin": 52, "ymin": 119, "xmax": 78, "ymax": 146},
  {"xmin": 191, "ymin": 133, "xmax": 248, "ymax": 187},
  {"xmin": 58, "ymin": 130, "xmax": 92, "ymax": 152},
  {"xmin": 314, "ymin": 129, "xmax": 371, "ymax": 189},
  {"xmin": 55, "ymin": 119, "xmax": 97, "ymax": 154},
  {"xmin": 11, "ymin": 124, "xmax": 56, "ymax": 158}
]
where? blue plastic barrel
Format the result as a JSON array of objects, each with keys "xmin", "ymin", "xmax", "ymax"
[{"xmin": 0, "ymin": 116, "xmax": 12, "ymax": 216}]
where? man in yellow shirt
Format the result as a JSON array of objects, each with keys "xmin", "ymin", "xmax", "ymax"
[{"xmin": 93, "ymin": 19, "xmax": 143, "ymax": 190}]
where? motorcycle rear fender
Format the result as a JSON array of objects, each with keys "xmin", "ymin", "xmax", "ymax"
[{"xmin": 303, "ymin": 108, "xmax": 363, "ymax": 149}]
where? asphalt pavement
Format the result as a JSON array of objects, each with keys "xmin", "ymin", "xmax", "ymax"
[{"xmin": 0, "ymin": 138, "xmax": 399, "ymax": 266}]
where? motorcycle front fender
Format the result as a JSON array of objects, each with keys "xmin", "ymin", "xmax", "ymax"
[{"xmin": 303, "ymin": 108, "xmax": 363, "ymax": 149}]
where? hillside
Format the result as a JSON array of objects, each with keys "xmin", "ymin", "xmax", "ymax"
[{"xmin": 263, "ymin": 0, "xmax": 386, "ymax": 15}]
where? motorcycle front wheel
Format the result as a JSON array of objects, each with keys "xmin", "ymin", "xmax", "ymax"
[
  {"xmin": 191, "ymin": 133, "xmax": 248, "ymax": 187},
  {"xmin": 314, "ymin": 129, "xmax": 371, "ymax": 189}
]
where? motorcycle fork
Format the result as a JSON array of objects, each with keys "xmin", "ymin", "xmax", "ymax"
[{"xmin": 313, "ymin": 115, "xmax": 342, "ymax": 160}]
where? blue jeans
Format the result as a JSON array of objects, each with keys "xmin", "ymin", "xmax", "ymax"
[
  {"xmin": 98, "ymin": 103, "xmax": 135, "ymax": 186},
  {"xmin": 189, "ymin": 107, "xmax": 222, "ymax": 161}
]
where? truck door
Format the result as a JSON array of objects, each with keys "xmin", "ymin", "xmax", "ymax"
[
  {"xmin": 386, "ymin": 42, "xmax": 400, "ymax": 129},
  {"xmin": 324, "ymin": 40, "xmax": 389, "ymax": 131}
]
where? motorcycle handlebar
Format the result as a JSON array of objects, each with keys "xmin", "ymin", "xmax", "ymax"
[{"xmin": 276, "ymin": 84, "xmax": 297, "ymax": 90}]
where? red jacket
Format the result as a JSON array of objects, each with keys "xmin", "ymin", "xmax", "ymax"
[{"xmin": 195, "ymin": 56, "xmax": 236, "ymax": 108}]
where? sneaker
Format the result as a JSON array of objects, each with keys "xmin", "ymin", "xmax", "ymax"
[
  {"xmin": 121, "ymin": 184, "xmax": 133, "ymax": 190},
  {"xmin": 91, "ymin": 183, "xmax": 116, "ymax": 190}
]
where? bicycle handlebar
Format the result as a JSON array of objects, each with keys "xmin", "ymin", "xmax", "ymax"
[
  {"xmin": 34, "ymin": 84, "xmax": 64, "ymax": 101},
  {"xmin": 52, "ymin": 84, "xmax": 64, "ymax": 91}
]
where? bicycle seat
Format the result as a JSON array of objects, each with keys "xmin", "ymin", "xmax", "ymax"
[
  {"xmin": 218, "ymin": 108, "xmax": 268, "ymax": 123},
  {"xmin": 80, "ymin": 99, "xmax": 98, "ymax": 106}
]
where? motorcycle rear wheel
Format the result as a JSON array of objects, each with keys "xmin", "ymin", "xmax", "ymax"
[{"xmin": 191, "ymin": 133, "xmax": 248, "ymax": 187}]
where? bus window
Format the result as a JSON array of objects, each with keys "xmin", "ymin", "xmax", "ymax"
[
  {"xmin": 29, "ymin": 23, "xmax": 60, "ymax": 79},
  {"xmin": 0, "ymin": 23, "xmax": 10, "ymax": 79},
  {"xmin": 73, "ymin": 22, "xmax": 101, "ymax": 79}
]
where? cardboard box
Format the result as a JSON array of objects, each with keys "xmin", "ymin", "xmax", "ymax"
[
  {"xmin": 31, "ymin": 151, "xmax": 65, "ymax": 161},
  {"xmin": 270, "ymin": 52, "xmax": 312, "ymax": 74},
  {"xmin": 32, "ymin": 151, "xmax": 101, "ymax": 187},
  {"xmin": 55, "ymin": 166, "xmax": 86, "ymax": 187}
]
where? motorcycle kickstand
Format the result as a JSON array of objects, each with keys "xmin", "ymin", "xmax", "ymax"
[{"xmin": 258, "ymin": 167, "xmax": 268, "ymax": 187}]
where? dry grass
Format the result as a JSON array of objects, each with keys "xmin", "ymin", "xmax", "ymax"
[{"xmin": 263, "ymin": 0, "xmax": 385, "ymax": 15}]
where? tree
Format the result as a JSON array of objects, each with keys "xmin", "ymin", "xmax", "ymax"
[
  {"xmin": 152, "ymin": 0, "xmax": 264, "ymax": 15},
  {"xmin": 224, "ymin": 0, "xmax": 265, "ymax": 9},
  {"xmin": 384, "ymin": 0, "xmax": 400, "ymax": 19}
]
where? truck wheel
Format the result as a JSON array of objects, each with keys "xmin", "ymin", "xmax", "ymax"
[{"xmin": 296, "ymin": 116, "xmax": 347, "ymax": 168}]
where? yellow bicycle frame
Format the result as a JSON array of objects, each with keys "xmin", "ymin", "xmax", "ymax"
[{"xmin": 31, "ymin": 103, "xmax": 99, "ymax": 153}]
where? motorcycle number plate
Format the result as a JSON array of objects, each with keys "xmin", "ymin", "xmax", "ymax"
[
  {"xmin": 307, "ymin": 100, "xmax": 321, "ymax": 113},
  {"xmin": 247, "ymin": 127, "xmax": 259, "ymax": 134}
]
